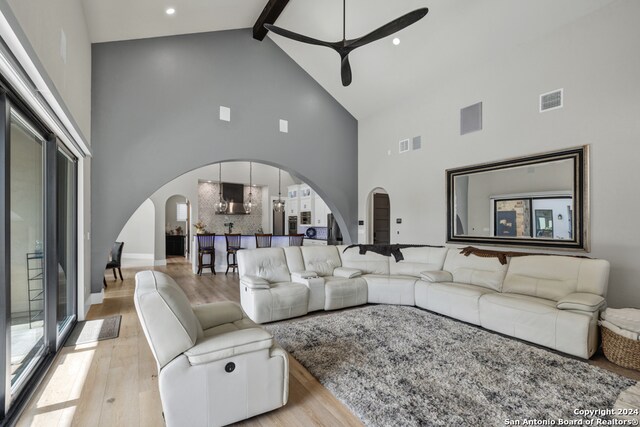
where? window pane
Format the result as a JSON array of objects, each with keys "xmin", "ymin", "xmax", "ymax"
[
  {"xmin": 176, "ymin": 203, "xmax": 187, "ymax": 222},
  {"xmin": 9, "ymin": 111, "xmax": 45, "ymax": 392},
  {"xmin": 56, "ymin": 147, "xmax": 76, "ymax": 335}
]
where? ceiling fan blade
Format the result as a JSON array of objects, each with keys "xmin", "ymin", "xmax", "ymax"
[
  {"xmin": 264, "ymin": 24, "xmax": 333, "ymax": 48},
  {"xmin": 341, "ymin": 55, "xmax": 352, "ymax": 87},
  {"xmin": 348, "ymin": 8, "xmax": 428, "ymax": 49}
]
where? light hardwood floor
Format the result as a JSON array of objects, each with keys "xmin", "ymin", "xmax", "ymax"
[
  {"xmin": 16, "ymin": 257, "xmax": 640, "ymax": 426},
  {"xmin": 16, "ymin": 257, "xmax": 363, "ymax": 427}
]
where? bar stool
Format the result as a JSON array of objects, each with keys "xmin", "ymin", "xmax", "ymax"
[
  {"xmin": 255, "ymin": 233, "xmax": 272, "ymax": 248},
  {"xmin": 289, "ymin": 234, "xmax": 305, "ymax": 247},
  {"xmin": 225, "ymin": 234, "xmax": 242, "ymax": 275},
  {"xmin": 197, "ymin": 234, "xmax": 216, "ymax": 275}
]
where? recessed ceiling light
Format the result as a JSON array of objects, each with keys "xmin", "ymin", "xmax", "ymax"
[
  {"xmin": 392, "ymin": 38, "xmax": 400, "ymax": 46},
  {"xmin": 165, "ymin": 7, "xmax": 176, "ymax": 15}
]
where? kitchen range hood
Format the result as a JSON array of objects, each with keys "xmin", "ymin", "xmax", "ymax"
[{"xmin": 217, "ymin": 182, "xmax": 247, "ymax": 215}]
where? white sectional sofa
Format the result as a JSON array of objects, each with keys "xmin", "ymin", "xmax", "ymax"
[{"xmin": 237, "ymin": 245, "xmax": 609, "ymax": 359}]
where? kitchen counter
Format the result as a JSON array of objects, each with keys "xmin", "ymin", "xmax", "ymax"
[{"xmin": 191, "ymin": 235, "xmax": 297, "ymax": 274}]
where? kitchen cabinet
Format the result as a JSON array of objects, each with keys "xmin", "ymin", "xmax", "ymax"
[
  {"xmin": 166, "ymin": 235, "xmax": 186, "ymax": 256},
  {"xmin": 287, "ymin": 185, "xmax": 300, "ymax": 216},
  {"xmin": 299, "ymin": 185, "xmax": 312, "ymax": 198},
  {"xmin": 300, "ymin": 196, "xmax": 313, "ymax": 212},
  {"xmin": 313, "ymin": 194, "xmax": 329, "ymax": 227},
  {"xmin": 287, "ymin": 185, "xmax": 299, "ymax": 199}
]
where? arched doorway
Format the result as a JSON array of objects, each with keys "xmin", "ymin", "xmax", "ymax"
[{"xmin": 367, "ymin": 188, "xmax": 391, "ymax": 244}]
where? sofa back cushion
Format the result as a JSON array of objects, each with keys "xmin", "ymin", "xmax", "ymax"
[
  {"xmin": 389, "ymin": 247, "xmax": 448, "ymax": 277},
  {"xmin": 338, "ymin": 245, "xmax": 390, "ymax": 275},
  {"xmin": 283, "ymin": 246, "xmax": 305, "ymax": 273},
  {"xmin": 237, "ymin": 248, "xmax": 291, "ymax": 283},
  {"xmin": 442, "ymin": 249, "xmax": 508, "ymax": 291},
  {"xmin": 503, "ymin": 255, "xmax": 610, "ymax": 300},
  {"xmin": 300, "ymin": 246, "xmax": 342, "ymax": 276},
  {"xmin": 134, "ymin": 271, "xmax": 202, "ymax": 369}
]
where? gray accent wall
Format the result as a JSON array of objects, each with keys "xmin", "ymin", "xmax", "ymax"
[{"xmin": 91, "ymin": 29, "xmax": 358, "ymax": 293}]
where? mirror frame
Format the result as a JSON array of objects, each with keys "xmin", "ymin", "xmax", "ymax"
[{"xmin": 446, "ymin": 145, "xmax": 590, "ymax": 251}]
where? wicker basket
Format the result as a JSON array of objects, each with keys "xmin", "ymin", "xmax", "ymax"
[{"xmin": 600, "ymin": 325, "xmax": 640, "ymax": 370}]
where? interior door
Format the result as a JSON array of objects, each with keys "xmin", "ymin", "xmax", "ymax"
[{"xmin": 373, "ymin": 193, "xmax": 390, "ymax": 244}]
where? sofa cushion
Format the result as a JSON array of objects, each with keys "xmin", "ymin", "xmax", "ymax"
[
  {"xmin": 420, "ymin": 270, "xmax": 453, "ymax": 283},
  {"xmin": 134, "ymin": 271, "xmax": 202, "ymax": 368},
  {"xmin": 283, "ymin": 246, "xmax": 305, "ymax": 273},
  {"xmin": 479, "ymin": 293, "xmax": 597, "ymax": 358},
  {"xmin": 442, "ymin": 249, "xmax": 508, "ymax": 291},
  {"xmin": 503, "ymin": 256, "xmax": 610, "ymax": 301},
  {"xmin": 337, "ymin": 245, "xmax": 390, "ymax": 275},
  {"xmin": 333, "ymin": 267, "xmax": 362, "ymax": 278},
  {"xmin": 301, "ymin": 246, "xmax": 342, "ymax": 277},
  {"xmin": 363, "ymin": 274, "xmax": 416, "ymax": 306},
  {"xmin": 324, "ymin": 276, "xmax": 368, "ymax": 310},
  {"xmin": 389, "ymin": 247, "xmax": 448, "ymax": 277},
  {"xmin": 415, "ymin": 281, "xmax": 495, "ymax": 325},
  {"xmin": 556, "ymin": 293, "xmax": 605, "ymax": 312},
  {"xmin": 237, "ymin": 248, "xmax": 291, "ymax": 283}
]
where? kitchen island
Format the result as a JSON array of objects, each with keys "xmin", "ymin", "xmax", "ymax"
[{"xmin": 191, "ymin": 235, "xmax": 298, "ymax": 274}]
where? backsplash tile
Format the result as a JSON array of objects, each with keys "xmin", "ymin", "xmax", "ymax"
[{"xmin": 198, "ymin": 183, "xmax": 264, "ymax": 234}]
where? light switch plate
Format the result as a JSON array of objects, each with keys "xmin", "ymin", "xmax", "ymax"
[{"xmin": 279, "ymin": 119, "xmax": 288, "ymax": 133}]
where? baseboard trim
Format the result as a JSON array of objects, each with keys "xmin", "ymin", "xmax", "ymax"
[
  {"xmin": 154, "ymin": 259, "xmax": 167, "ymax": 266},
  {"xmin": 122, "ymin": 253, "xmax": 154, "ymax": 260},
  {"xmin": 89, "ymin": 290, "xmax": 104, "ymax": 305}
]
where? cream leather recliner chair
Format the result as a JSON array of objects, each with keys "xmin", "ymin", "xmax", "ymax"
[{"xmin": 134, "ymin": 271, "xmax": 288, "ymax": 427}]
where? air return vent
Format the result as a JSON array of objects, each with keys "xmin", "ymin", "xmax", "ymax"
[
  {"xmin": 399, "ymin": 139, "xmax": 410, "ymax": 153},
  {"xmin": 540, "ymin": 89, "xmax": 563, "ymax": 112}
]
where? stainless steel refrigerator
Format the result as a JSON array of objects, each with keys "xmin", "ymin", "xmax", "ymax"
[{"xmin": 327, "ymin": 213, "xmax": 343, "ymax": 245}]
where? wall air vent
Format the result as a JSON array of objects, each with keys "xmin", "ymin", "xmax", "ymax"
[
  {"xmin": 412, "ymin": 136, "xmax": 422, "ymax": 150},
  {"xmin": 540, "ymin": 89, "xmax": 563, "ymax": 112},
  {"xmin": 399, "ymin": 139, "xmax": 410, "ymax": 153},
  {"xmin": 460, "ymin": 102, "xmax": 482, "ymax": 135}
]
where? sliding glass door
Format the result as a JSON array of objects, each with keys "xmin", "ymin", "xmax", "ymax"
[
  {"xmin": 56, "ymin": 145, "xmax": 77, "ymax": 339},
  {"xmin": 8, "ymin": 110, "xmax": 46, "ymax": 396},
  {"xmin": 0, "ymin": 93, "xmax": 78, "ymax": 421}
]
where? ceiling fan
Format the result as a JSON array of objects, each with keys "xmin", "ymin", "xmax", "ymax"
[{"xmin": 264, "ymin": 1, "xmax": 429, "ymax": 87}]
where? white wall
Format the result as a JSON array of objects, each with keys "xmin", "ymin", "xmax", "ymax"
[
  {"xmin": 6, "ymin": 0, "xmax": 91, "ymax": 139},
  {"xmin": 358, "ymin": 0, "xmax": 640, "ymax": 308},
  {"xmin": 116, "ymin": 198, "xmax": 155, "ymax": 267}
]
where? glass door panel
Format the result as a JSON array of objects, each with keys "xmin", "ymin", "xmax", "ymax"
[
  {"xmin": 9, "ymin": 110, "xmax": 46, "ymax": 393},
  {"xmin": 56, "ymin": 146, "xmax": 77, "ymax": 338}
]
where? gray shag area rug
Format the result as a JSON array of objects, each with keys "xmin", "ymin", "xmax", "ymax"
[
  {"xmin": 64, "ymin": 315, "xmax": 121, "ymax": 346},
  {"xmin": 265, "ymin": 305, "xmax": 637, "ymax": 427}
]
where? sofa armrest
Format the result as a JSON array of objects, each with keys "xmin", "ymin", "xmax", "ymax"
[
  {"xmin": 193, "ymin": 301, "xmax": 245, "ymax": 330},
  {"xmin": 556, "ymin": 293, "xmax": 606, "ymax": 312},
  {"xmin": 184, "ymin": 328, "xmax": 273, "ymax": 365},
  {"xmin": 240, "ymin": 275, "xmax": 271, "ymax": 289},
  {"xmin": 333, "ymin": 267, "xmax": 362, "ymax": 278},
  {"xmin": 291, "ymin": 270, "xmax": 319, "ymax": 279},
  {"xmin": 420, "ymin": 270, "xmax": 453, "ymax": 283}
]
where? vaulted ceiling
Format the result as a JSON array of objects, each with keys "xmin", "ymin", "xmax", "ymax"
[{"xmin": 81, "ymin": 0, "xmax": 616, "ymax": 119}]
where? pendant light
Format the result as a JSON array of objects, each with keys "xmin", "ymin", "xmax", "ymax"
[
  {"xmin": 243, "ymin": 162, "xmax": 254, "ymax": 214},
  {"xmin": 214, "ymin": 163, "xmax": 228, "ymax": 214},
  {"xmin": 273, "ymin": 168, "xmax": 285, "ymax": 213}
]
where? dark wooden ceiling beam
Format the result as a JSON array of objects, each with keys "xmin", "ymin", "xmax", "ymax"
[{"xmin": 253, "ymin": 0, "xmax": 290, "ymax": 41}]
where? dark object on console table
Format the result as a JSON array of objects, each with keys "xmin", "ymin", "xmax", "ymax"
[
  {"xmin": 344, "ymin": 244, "xmax": 444, "ymax": 262},
  {"xmin": 166, "ymin": 235, "xmax": 185, "ymax": 256}
]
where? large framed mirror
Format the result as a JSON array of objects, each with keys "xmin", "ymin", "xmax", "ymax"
[{"xmin": 446, "ymin": 145, "xmax": 589, "ymax": 251}]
